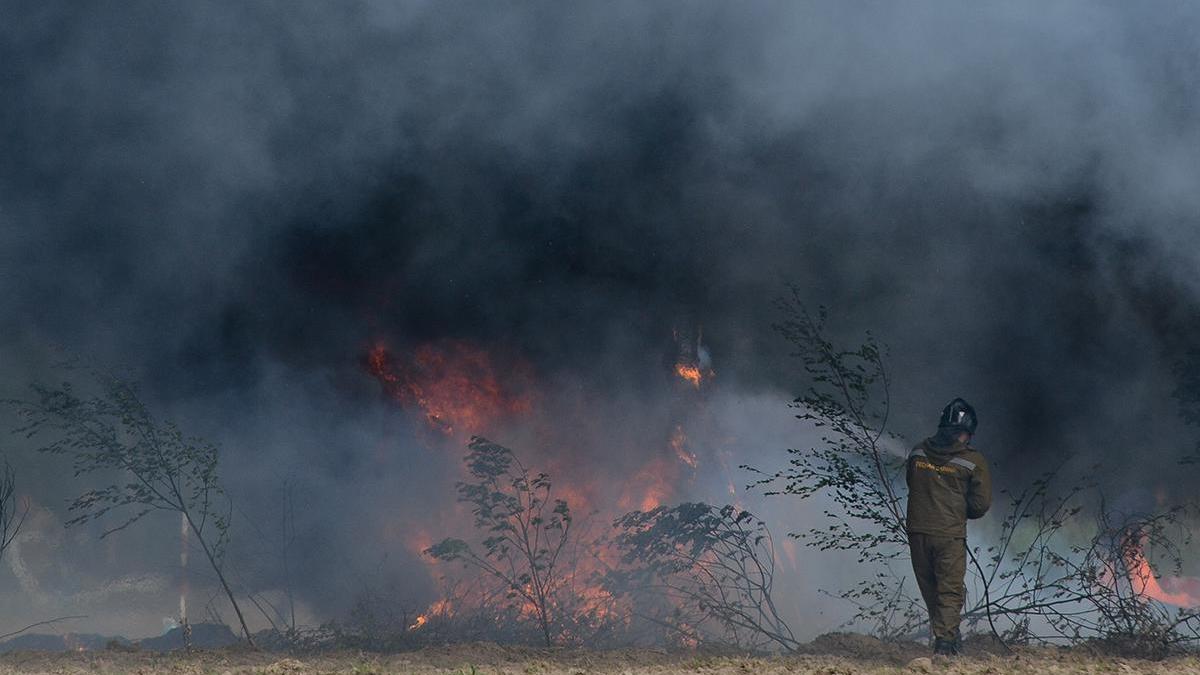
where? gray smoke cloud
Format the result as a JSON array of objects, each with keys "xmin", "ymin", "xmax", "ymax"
[{"xmin": 3, "ymin": 0, "xmax": 1200, "ymax": 639}]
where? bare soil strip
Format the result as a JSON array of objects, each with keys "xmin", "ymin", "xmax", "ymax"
[{"xmin": 2, "ymin": 644, "xmax": 1200, "ymax": 675}]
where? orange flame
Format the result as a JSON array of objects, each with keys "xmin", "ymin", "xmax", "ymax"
[
  {"xmin": 366, "ymin": 333, "xmax": 718, "ymax": 642},
  {"xmin": 617, "ymin": 455, "xmax": 679, "ymax": 512},
  {"xmin": 674, "ymin": 363, "xmax": 705, "ymax": 388},
  {"xmin": 670, "ymin": 425, "xmax": 698, "ymax": 469},
  {"xmin": 367, "ymin": 340, "xmax": 533, "ymax": 438},
  {"xmin": 1124, "ymin": 533, "xmax": 1200, "ymax": 608},
  {"xmin": 408, "ymin": 598, "xmax": 452, "ymax": 630}
]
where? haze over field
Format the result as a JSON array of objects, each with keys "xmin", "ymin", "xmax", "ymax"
[{"xmin": 3, "ymin": 1, "xmax": 1200, "ymax": 640}]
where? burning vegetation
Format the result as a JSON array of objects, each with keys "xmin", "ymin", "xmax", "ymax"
[
  {"xmin": 673, "ymin": 363, "xmax": 707, "ymax": 389},
  {"xmin": 351, "ymin": 312, "xmax": 1200, "ymax": 656},
  {"xmin": 671, "ymin": 323, "xmax": 714, "ymax": 391},
  {"xmin": 1125, "ymin": 536, "xmax": 1200, "ymax": 610},
  {"xmin": 366, "ymin": 340, "xmax": 535, "ymax": 438},
  {"xmin": 354, "ymin": 326, "xmax": 811, "ymax": 650},
  {"xmin": 4, "ymin": 314, "xmax": 1200, "ymax": 657}
]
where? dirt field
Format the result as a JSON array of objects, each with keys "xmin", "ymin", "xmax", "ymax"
[{"xmin": 2, "ymin": 642, "xmax": 1200, "ymax": 675}]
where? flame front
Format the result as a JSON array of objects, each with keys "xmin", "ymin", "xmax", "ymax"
[
  {"xmin": 1124, "ymin": 533, "xmax": 1200, "ymax": 608},
  {"xmin": 408, "ymin": 598, "xmax": 452, "ymax": 631},
  {"xmin": 366, "ymin": 332, "xmax": 716, "ymax": 643},
  {"xmin": 367, "ymin": 340, "xmax": 533, "ymax": 439}
]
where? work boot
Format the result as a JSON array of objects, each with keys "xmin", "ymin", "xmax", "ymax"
[{"xmin": 933, "ymin": 637, "xmax": 960, "ymax": 656}]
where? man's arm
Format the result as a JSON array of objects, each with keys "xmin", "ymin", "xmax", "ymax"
[{"xmin": 966, "ymin": 455, "xmax": 991, "ymax": 519}]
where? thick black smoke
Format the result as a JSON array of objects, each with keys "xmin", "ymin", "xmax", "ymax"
[{"xmin": 4, "ymin": 0, "xmax": 1200, "ymax": 638}]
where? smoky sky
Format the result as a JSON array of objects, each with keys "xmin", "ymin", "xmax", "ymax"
[{"xmin": 4, "ymin": 0, "xmax": 1200, "ymax": 636}]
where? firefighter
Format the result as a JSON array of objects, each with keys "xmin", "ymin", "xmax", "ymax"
[{"xmin": 906, "ymin": 397, "xmax": 992, "ymax": 656}]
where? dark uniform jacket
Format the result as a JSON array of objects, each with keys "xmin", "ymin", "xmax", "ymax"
[{"xmin": 905, "ymin": 437, "xmax": 991, "ymax": 538}]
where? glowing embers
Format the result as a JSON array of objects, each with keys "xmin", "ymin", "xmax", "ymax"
[{"xmin": 366, "ymin": 340, "xmax": 534, "ymax": 438}]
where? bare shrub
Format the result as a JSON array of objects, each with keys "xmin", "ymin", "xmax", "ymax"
[
  {"xmin": 607, "ymin": 502, "xmax": 798, "ymax": 652},
  {"xmin": 425, "ymin": 436, "xmax": 606, "ymax": 646},
  {"xmin": 0, "ymin": 458, "xmax": 26, "ymax": 564},
  {"xmin": 7, "ymin": 371, "xmax": 255, "ymax": 645},
  {"xmin": 745, "ymin": 293, "xmax": 1200, "ymax": 654},
  {"xmin": 744, "ymin": 292, "xmax": 916, "ymax": 637}
]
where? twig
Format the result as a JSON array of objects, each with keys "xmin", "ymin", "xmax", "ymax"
[
  {"xmin": 0, "ymin": 615, "xmax": 87, "ymax": 642},
  {"xmin": 966, "ymin": 544, "xmax": 1010, "ymax": 653}
]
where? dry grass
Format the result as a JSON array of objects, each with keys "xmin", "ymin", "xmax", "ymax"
[{"xmin": 2, "ymin": 643, "xmax": 1200, "ymax": 675}]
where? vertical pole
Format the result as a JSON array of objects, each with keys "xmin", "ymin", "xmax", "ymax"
[{"xmin": 181, "ymin": 512, "xmax": 192, "ymax": 650}]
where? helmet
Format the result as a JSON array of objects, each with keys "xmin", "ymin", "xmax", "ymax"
[{"xmin": 938, "ymin": 397, "xmax": 977, "ymax": 435}]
